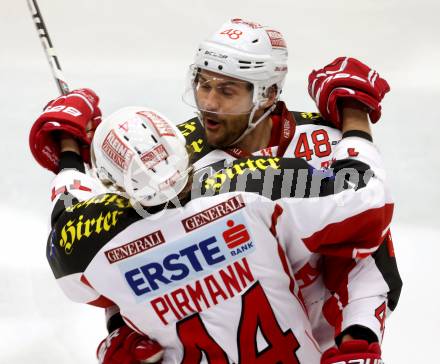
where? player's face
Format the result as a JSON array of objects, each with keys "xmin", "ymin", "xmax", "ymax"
[{"xmin": 194, "ymin": 70, "xmax": 254, "ymax": 147}]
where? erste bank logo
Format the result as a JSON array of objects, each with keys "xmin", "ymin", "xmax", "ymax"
[
  {"xmin": 120, "ymin": 209, "xmax": 256, "ymax": 304},
  {"xmin": 223, "ymin": 219, "xmax": 253, "ymax": 256}
]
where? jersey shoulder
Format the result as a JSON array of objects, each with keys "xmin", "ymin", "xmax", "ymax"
[
  {"xmin": 194, "ymin": 155, "xmax": 315, "ymax": 200},
  {"xmin": 291, "ymin": 110, "xmax": 336, "ymax": 128},
  {"xmin": 47, "ymin": 193, "xmax": 143, "ymax": 279},
  {"xmin": 177, "ymin": 117, "xmax": 215, "ymax": 164}
]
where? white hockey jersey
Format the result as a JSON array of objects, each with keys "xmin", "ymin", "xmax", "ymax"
[
  {"xmin": 177, "ymin": 102, "xmax": 401, "ymax": 348},
  {"xmin": 47, "ymin": 135, "xmax": 393, "ymax": 363}
]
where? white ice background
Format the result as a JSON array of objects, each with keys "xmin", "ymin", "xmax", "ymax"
[{"xmin": 1, "ymin": 0, "xmax": 439, "ymax": 362}]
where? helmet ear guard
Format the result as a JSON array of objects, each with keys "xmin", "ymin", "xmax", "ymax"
[{"xmin": 91, "ymin": 107, "xmax": 190, "ymax": 206}]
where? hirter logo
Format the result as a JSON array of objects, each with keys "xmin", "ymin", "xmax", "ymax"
[
  {"xmin": 182, "ymin": 195, "xmax": 246, "ymax": 232},
  {"xmin": 104, "ymin": 230, "xmax": 165, "ymax": 263}
]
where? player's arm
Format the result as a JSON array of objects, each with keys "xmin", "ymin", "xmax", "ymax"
[
  {"xmin": 28, "ymin": 89, "xmax": 108, "ymax": 222},
  {"xmin": 28, "ymin": 89, "xmax": 107, "ymax": 303},
  {"xmin": 275, "ymin": 125, "xmax": 391, "ymax": 362},
  {"xmin": 277, "ymin": 117, "xmax": 392, "ymax": 263},
  {"xmin": 48, "ymin": 150, "xmax": 164, "ymax": 364},
  {"xmin": 30, "ymin": 90, "xmax": 164, "ymax": 364},
  {"xmin": 294, "ymin": 107, "xmax": 397, "ymax": 349},
  {"xmin": 48, "ymin": 190, "xmax": 163, "ymax": 364},
  {"xmin": 326, "ymin": 107, "xmax": 401, "ymax": 350},
  {"xmin": 307, "ymin": 57, "xmax": 402, "ymax": 359},
  {"xmin": 278, "ymin": 108, "xmax": 392, "ymax": 260}
]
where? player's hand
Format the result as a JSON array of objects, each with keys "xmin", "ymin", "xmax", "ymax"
[
  {"xmin": 308, "ymin": 57, "xmax": 390, "ymax": 128},
  {"xmin": 29, "ymin": 88, "xmax": 102, "ymax": 173},
  {"xmin": 321, "ymin": 340, "xmax": 383, "ymax": 364},
  {"xmin": 97, "ymin": 325, "xmax": 164, "ymax": 364}
]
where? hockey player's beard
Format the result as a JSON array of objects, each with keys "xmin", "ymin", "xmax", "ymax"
[{"xmin": 201, "ymin": 111, "xmax": 250, "ymax": 148}]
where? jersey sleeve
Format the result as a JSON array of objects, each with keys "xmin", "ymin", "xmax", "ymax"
[
  {"xmin": 277, "ymin": 135, "xmax": 393, "ymax": 260},
  {"xmin": 276, "ymin": 135, "xmax": 395, "ymax": 347},
  {"xmin": 320, "ymin": 229, "xmax": 402, "ymax": 346},
  {"xmin": 47, "ymin": 169, "xmax": 142, "ymax": 306},
  {"xmin": 49, "ymin": 168, "xmax": 108, "ymax": 226},
  {"xmin": 290, "ymin": 113, "xmax": 402, "ymax": 346}
]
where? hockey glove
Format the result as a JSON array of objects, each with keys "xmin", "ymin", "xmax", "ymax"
[
  {"xmin": 29, "ymin": 88, "xmax": 102, "ymax": 173},
  {"xmin": 308, "ymin": 57, "xmax": 390, "ymax": 128},
  {"xmin": 321, "ymin": 340, "xmax": 383, "ymax": 364},
  {"xmin": 97, "ymin": 325, "xmax": 164, "ymax": 364}
]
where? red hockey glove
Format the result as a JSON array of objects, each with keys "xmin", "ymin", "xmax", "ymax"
[
  {"xmin": 97, "ymin": 325, "xmax": 164, "ymax": 364},
  {"xmin": 321, "ymin": 340, "xmax": 383, "ymax": 364},
  {"xmin": 29, "ymin": 88, "xmax": 102, "ymax": 173},
  {"xmin": 308, "ymin": 57, "xmax": 390, "ymax": 128}
]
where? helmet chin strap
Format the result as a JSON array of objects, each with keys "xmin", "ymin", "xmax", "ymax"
[{"xmin": 226, "ymin": 101, "xmax": 276, "ymax": 147}]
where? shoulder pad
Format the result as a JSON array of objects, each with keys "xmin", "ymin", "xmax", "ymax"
[
  {"xmin": 47, "ymin": 193, "xmax": 142, "ymax": 279},
  {"xmin": 192, "ymin": 155, "xmax": 352, "ymax": 201},
  {"xmin": 194, "ymin": 156, "xmax": 322, "ymax": 200},
  {"xmin": 292, "ymin": 111, "xmax": 335, "ymax": 128}
]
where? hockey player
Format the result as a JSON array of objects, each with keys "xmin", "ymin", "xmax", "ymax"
[
  {"xmin": 178, "ymin": 19, "xmax": 401, "ymax": 359},
  {"xmin": 29, "ymin": 18, "xmax": 401, "ymax": 364},
  {"xmin": 40, "ymin": 105, "xmax": 391, "ymax": 363}
]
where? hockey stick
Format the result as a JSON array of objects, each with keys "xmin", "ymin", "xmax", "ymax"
[
  {"xmin": 27, "ymin": 0, "xmax": 98, "ymax": 175},
  {"xmin": 27, "ymin": 0, "xmax": 70, "ymax": 95}
]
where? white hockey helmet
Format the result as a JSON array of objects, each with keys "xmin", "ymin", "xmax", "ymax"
[
  {"xmin": 91, "ymin": 107, "xmax": 190, "ymax": 206},
  {"xmin": 183, "ymin": 19, "xmax": 288, "ymax": 141}
]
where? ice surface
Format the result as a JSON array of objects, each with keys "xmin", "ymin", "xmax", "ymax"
[{"xmin": 1, "ymin": 0, "xmax": 439, "ymax": 362}]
